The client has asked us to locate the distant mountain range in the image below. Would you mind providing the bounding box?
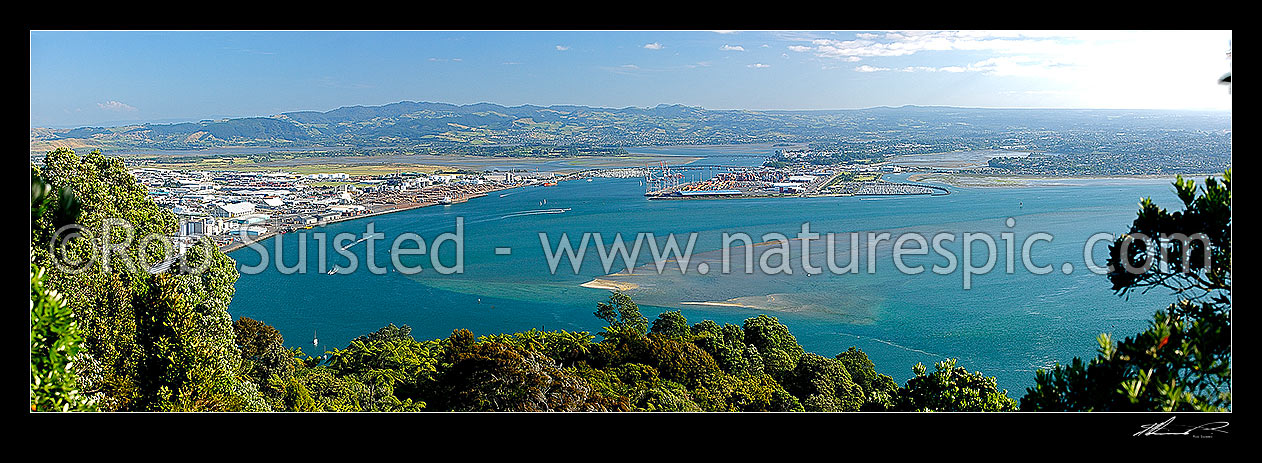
[29,101,1232,159]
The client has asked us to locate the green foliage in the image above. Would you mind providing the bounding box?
[233,317,297,410]
[650,310,691,341]
[894,359,1018,412]
[290,364,422,412]
[124,274,267,411]
[690,373,804,412]
[325,324,438,408]
[575,363,701,412]
[691,320,762,377]
[30,148,263,411]
[31,170,93,412]
[836,347,900,411]
[595,291,648,336]
[425,329,612,411]
[31,170,80,232]
[1023,170,1231,411]
[783,353,864,411]
[263,296,900,412]
[478,328,595,366]
[31,262,95,411]
[742,315,804,379]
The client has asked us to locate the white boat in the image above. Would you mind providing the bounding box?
[439,196,453,205]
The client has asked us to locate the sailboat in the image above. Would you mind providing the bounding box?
[313,330,319,348]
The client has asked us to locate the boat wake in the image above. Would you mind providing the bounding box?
[499,208,571,219]
[339,236,370,251]
[841,333,948,359]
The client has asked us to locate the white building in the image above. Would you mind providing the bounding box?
[212,202,256,218]
[330,204,366,213]
[306,173,350,181]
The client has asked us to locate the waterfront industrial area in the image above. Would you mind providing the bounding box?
[132,167,560,252]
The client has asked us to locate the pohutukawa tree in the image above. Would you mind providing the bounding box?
[1023,169,1231,411]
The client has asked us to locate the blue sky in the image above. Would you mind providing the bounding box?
[30,30,1232,128]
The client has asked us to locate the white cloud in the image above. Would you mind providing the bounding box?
[720,44,745,52]
[555,45,570,51]
[898,65,968,73]
[97,100,137,112]
[800,31,1072,60]
[854,65,889,72]
[747,63,770,69]
[644,42,664,50]
[785,30,1232,110]
[713,30,739,34]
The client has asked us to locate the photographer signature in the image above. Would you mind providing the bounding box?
[1135,416,1229,437]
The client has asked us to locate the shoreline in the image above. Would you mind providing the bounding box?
[220,183,527,254]
[219,202,434,253]
[907,172,1223,187]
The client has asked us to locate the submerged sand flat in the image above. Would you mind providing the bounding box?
[680,300,758,309]
[580,278,641,291]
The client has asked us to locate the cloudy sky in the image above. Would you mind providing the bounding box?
[29,30,1232,128]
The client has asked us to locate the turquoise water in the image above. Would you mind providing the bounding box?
[227,151,1185,394]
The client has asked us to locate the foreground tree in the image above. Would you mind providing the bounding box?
[893,359,1018,412]
[31,171,93,411]
[1022,170,1231,411]
[30,148,264,410]
[595,291,649,336]
[31,262,95,411]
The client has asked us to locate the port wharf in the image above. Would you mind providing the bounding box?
[644,167,950,200]
[218,185,516,253]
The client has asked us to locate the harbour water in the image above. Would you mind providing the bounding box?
[228,148,1186,394]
